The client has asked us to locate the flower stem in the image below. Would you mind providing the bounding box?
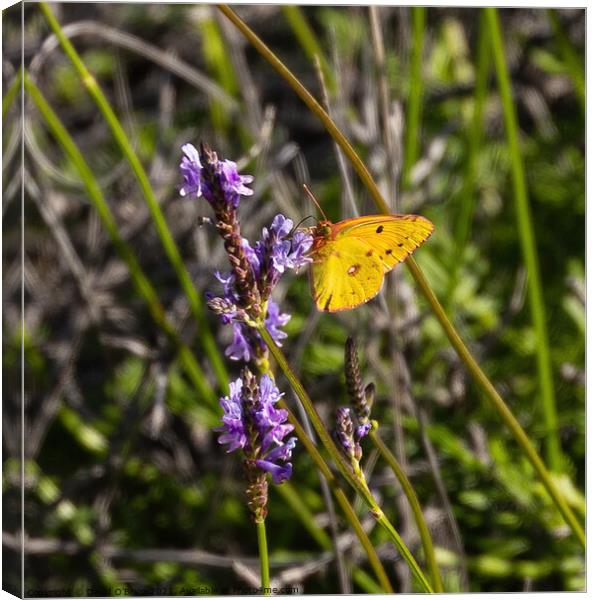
[370,429,443,592]
[218,4,585,549]
[257,326,433,593]
[255,519,270,594]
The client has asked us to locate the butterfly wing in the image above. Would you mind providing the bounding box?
[310,214,433,312]
[335,215,433,273]
[310,236,386,312]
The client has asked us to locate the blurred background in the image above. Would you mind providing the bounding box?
[3,3,585,594]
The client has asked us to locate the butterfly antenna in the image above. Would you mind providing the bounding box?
[303,184,328,221]
[294,215,318,230]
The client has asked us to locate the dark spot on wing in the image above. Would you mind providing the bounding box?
[397,242,404,247]
[347,264,361,276]
[386,249,392,255]
[376,225,384,233]
[366,249,374,257]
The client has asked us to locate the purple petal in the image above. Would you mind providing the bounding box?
[265,437,297,462]
[225,323,253,362]
[256,459,292,484]
[356,422,372,440]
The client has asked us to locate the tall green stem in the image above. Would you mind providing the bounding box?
[24,72,216,408]
[258,326,433,593]
[258,370,394,592]
[217,4,584,548]
[256,520,270,593]
[403,7,426,188]
[39,2,229,389]
[445,12,490,311]
[370,430,443,592]
[485,7,561,473]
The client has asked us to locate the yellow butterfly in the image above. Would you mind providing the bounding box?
[303,190,434,312]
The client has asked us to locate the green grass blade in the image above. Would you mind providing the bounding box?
[3,67,22,120]
[403,7,426,189]
[24,71,216,410]
[39,2,229,389]
[445,11,490,310]
[485,7,562,473]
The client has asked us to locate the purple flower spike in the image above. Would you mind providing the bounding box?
[334,407,364,464]
[180,143,253,210]
[216,371,296,485]
[181,144,314,366]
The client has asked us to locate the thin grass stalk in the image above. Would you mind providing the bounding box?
[256,520,270,593]
[547,9,585,111]
[216,4,585,549]
[282,6,337,94]
[485,7,562,473]
[370,429,443,592]
[258,326,433,593]
[3,67,22,120]
[24,72,216,408]
[39,2,229,389]
[445,12,490,311]
[263,375,394,593]
[403,7,426,189]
